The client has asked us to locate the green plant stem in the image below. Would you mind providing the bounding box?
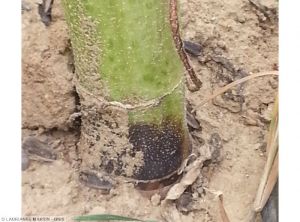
[63,0,190,182]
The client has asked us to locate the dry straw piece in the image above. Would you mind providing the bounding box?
[192,71,279,112]
[253,95,278,212]
[204,188,231,222]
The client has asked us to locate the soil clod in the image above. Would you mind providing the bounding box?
[248,0,278,23]
[176,192,194,213]
[183,40,202,57]
[211,56,236,74]
[208,133,223,164]
[79,170,114,192]
[38,0,54,26]
[22,136,57,162]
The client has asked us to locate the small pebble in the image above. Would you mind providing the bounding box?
[253,143,261,150]
[202,166,209,173]
[236,15,246,23]
[150,194,161,206]
[217,41,227,50]
[192,192,199,199]
[197,187,204,195]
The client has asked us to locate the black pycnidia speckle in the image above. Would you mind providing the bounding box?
[129,122,187,180]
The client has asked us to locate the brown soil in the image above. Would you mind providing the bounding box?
[22,0,278,221]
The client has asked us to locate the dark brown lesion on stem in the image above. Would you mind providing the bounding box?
[129,119,188,181]
[169,0,202,91]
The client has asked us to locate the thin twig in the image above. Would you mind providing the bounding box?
[169,0,202,91]
[192,71,278,112]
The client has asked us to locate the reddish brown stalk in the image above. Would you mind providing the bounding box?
[169,0,202,91]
